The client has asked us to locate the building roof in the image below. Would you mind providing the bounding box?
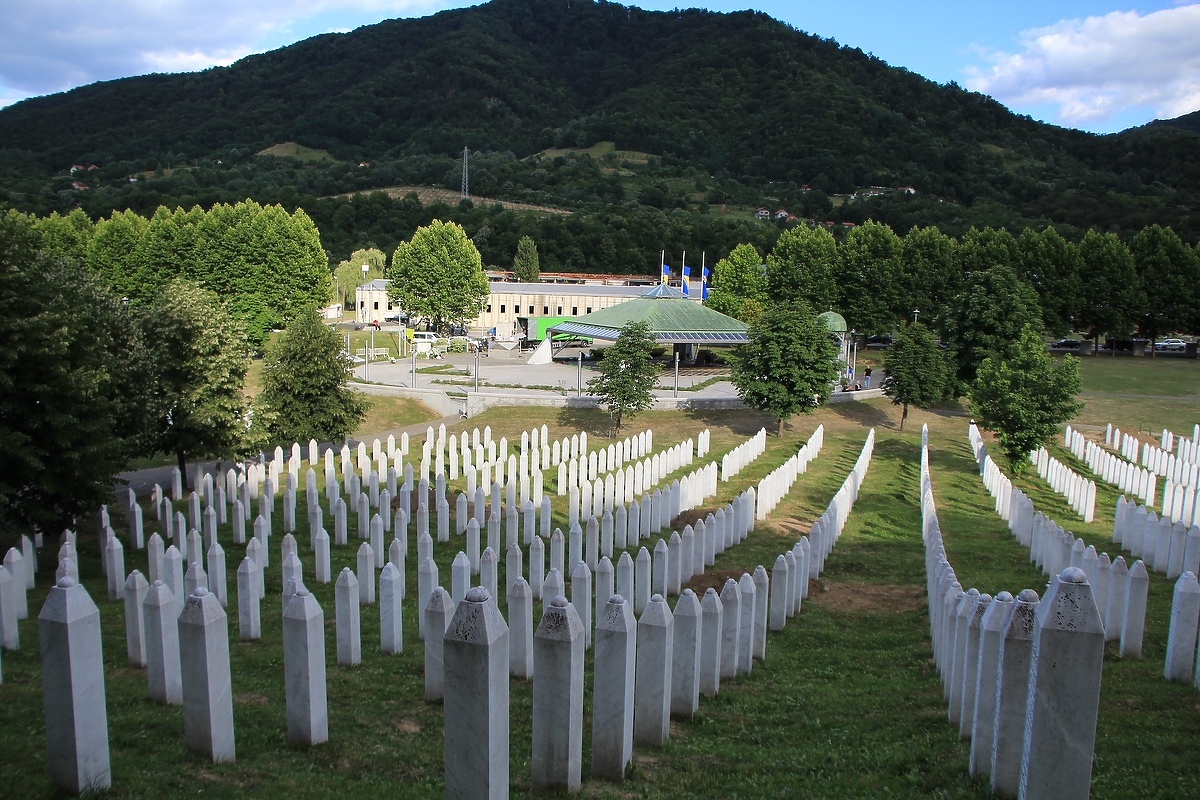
[488,282,649,298]
[550,284,749,345]
[818,310,847,333]
[358,278,391,290]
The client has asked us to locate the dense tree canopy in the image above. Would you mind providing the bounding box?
[837,220,902,334]
[387,220,490,332]
[586,321,659,435]
[730,300,840,435]
[971,326,1082,473]
[882,323,949,430]
[1077,230,1145,350]
[707,243,767,323]
[142,279,249,485]
[1130,225,1200,349]
[766,226,838,311]
[255,309,368,445]
[512,236,541,283]
[0,211,151,535]
[334,248,387,310]
[940,264,1042,388]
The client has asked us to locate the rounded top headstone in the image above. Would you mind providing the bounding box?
[651,593,664,603]
[295,587,310,597]
[1016,588,1040,603]
[152,579,165,588]
[192,587,209,598]
[550,595,569,608]
[1059,566,1088,583]
[56,576,76,589]
[608,594,625,605]
[465,586,490,603]
[995,590,1014,602]
[682,588,696,598]
[704,587,718,597]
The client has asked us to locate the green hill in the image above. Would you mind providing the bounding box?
[1,0,1198,241]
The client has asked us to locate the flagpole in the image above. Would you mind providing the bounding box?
[660,250,665,284]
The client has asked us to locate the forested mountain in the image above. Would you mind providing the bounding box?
[2,0,1199,254]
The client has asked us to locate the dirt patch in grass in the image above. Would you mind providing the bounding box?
[234,693,270,706]
[807,580,926,613]
[684,568,749,595]
[393,718,421,735]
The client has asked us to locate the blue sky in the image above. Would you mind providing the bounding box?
[1,1,1198,133]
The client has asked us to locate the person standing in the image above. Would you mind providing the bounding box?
[863,366,872,389]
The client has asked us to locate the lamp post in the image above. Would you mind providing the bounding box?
[913,309,920,325]
[474,353,480,393]
[577,351,583,397]
[366,327,373,382]
[850,329,857,384]
[674,351,680,398]
[410,350,416,389]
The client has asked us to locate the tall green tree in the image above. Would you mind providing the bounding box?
[956,227,1018,275]
[1,211,151,535]
[1130,225,1200,348]
[971,326,1082,474]
[586,320,659,435]
[730,300,840,435]
[707,243,767,322]
[898,225,958,330]
[255,309,368,445]
[1077,230,1145,354]
[142,279,249,486]
[940,264,1042,388]
[86,209,149,301]
[1016,227,1082,337]
[33,209,94,265]
[882,323,949,430]
[766,226,838,310]
[388,220,490,332]
[334,247,387,310]
[837,220,902,334]
[512,236,541,283]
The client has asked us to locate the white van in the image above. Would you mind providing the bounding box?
[411,331,438,343]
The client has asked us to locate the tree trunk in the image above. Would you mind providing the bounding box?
[177,449,189,492]
[776,416,785,436]
[900,403,908,431]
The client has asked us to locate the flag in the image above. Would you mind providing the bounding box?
[702,266,710,300]
[682,266,691,296]
[661,262,671,283]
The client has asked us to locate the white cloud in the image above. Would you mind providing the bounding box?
[966,5,1200,127]
[0,0,446,104]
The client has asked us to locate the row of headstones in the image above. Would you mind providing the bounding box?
[1138,436,1200,489]
[720,427,766,482]
[1029,446,1096,522]
[432,430,877,794]
[970,433,1151,657]
[1009,501,1150,655]
[35,577,234,794]
[1113,495,1200,580]
[967,423,1015,521]
[44,435,802,793]
[1068,425,1157,510]
[559,438,695,508]
[1103,423,1143,463]
[756,425,825,520]
[1161,424,1200,468]
[920,427,1105,800]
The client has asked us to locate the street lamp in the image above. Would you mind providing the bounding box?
[577,351,583,397]
[474,353,480,393]
[913,309,920,324]
[850,329,857,384]
[674,351,680,398]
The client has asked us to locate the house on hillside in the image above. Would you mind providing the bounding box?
[774,209,790,220]
[754,207,770,219]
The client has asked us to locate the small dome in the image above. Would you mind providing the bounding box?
[818,310,847,333]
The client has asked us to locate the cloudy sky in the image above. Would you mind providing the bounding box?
[1,0,1197,134]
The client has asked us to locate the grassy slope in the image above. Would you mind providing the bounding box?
[1,365,1198,797]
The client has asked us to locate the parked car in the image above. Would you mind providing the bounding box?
[1050,339,1081,350]
[1154,338,1187,352]
[866,334,893,347]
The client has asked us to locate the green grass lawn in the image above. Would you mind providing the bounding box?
[1,362,1199,797]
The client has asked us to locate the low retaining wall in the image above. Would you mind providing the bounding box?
[354,382,884,418]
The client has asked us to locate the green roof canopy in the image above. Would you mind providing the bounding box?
[818,310,848,333]
[549,285,750,345]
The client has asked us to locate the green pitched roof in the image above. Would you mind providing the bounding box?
[550,286,749,344]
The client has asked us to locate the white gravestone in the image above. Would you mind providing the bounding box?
[143,580,182,704]
[592,595,636,782]
[179,588,236,763]
[634,593,674,747]
[39,578,111,794]
[532,596,585,792]
[443,587,510,800]
[283,588,328,746]
[334,569,361,666]
[424,587,456,701]
[670,589,702,719]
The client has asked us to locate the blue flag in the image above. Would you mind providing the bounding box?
[682,266,691,296]
[702,266,710,300]
[661,262,671,283]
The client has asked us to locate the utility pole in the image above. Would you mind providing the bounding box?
[461,146,469,201]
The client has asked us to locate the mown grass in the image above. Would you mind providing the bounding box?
[2,364,1200,797]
